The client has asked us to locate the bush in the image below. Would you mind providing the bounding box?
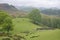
[2,37,10,40]
[0,11,13,36]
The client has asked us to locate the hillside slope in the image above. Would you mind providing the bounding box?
[12,18,60,40]
[12,18,40,33]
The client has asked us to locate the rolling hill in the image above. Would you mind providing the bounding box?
[12,18,60,40]
[0,3,28,17]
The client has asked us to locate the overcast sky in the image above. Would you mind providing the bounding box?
[0,0,60,8]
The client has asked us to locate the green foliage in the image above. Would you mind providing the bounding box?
[2,37,10,40]
[13,18,60,40]
[0,11,13,32]
[28,9,60,28]
[41,14,60,28]
[29,9,41,25]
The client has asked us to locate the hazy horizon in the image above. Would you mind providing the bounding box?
[0,0,60,8]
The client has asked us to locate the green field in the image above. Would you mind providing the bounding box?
[12,18,60,40]
[12,18,40,33]
[0,18,60,40]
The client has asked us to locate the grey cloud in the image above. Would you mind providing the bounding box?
[0,0,60,8]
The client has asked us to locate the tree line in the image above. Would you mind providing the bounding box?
[28,9,60,28]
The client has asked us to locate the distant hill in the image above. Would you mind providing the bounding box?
[41,8,60,16]
[0,3,18,14]
[1,3,60,17]
[16,6,60,16]
[0,3,28,17]
[15,6,35,12]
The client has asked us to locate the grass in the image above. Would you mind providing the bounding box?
[0,18,60,40]
[30,29,60,40]
[12,18,60,40]
[12,18,40,33]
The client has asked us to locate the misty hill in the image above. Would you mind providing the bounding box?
[16,6,60,16]
[15,6,35,12]
[0,3,28,17]
[0,3,20,14]
[41,8,60,16]
[0,3,60,16]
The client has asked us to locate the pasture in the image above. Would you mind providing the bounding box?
[12,18,60,40]
[0,18,60,40]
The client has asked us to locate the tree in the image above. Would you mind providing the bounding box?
[0,11,13,33]
[29,9,41,25]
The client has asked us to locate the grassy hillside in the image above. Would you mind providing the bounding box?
[12,18,60,40]
[12,18,40,33]
[0,18,60,40]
